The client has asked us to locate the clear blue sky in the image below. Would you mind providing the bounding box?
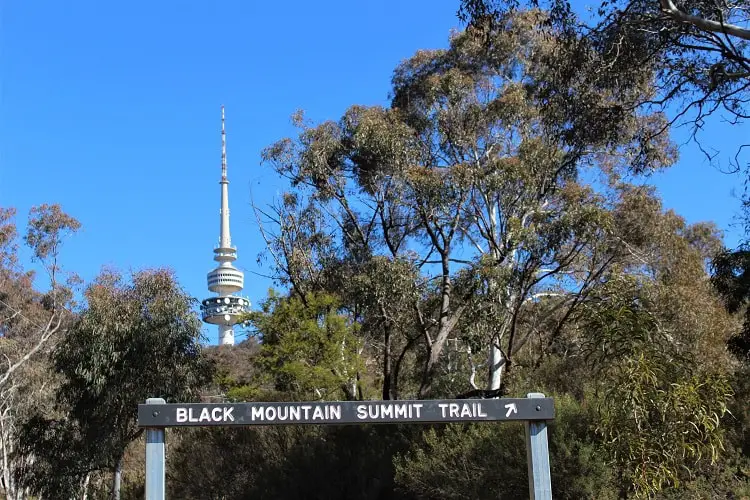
[1,0,746,343]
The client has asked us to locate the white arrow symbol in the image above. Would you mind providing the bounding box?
[504,403,518,417]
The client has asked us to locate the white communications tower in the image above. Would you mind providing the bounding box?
[200,106,250,345]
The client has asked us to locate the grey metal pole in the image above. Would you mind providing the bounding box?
[525,392,552,500]
[145,398,166,500]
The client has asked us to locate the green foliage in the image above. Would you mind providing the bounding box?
[395,423,529,499]
[20,268,214,498]
[598,355,732,496]
[261,11,678,404]
[4,5,750,498]
[582,276,734,497]
[458,0,749,148]
[0,204,82,499]
[169,425,415,500]
[55,269,213,419]
[204,340,262,402]
[225,384,262,402]
[395,395,617,499]
[547,396,618,499]
[25,203,81,262]
[249,291,364,400]
[713,248,750,360]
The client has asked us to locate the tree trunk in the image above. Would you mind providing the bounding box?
[417,308,467,399]
[486,245,516,394]
[488,343,505,392]
[382,324,392,400]
[111,454,123,500]
[0,404,16,500]
[81,473,91,500]
[418,348,441,399]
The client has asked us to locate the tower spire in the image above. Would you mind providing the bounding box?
[221,105,227,181]
[218,105,232,252]
[201,106,250,346]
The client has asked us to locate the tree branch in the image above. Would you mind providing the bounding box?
[660,0,750,41]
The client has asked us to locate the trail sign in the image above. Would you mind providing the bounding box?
[139,394,554,500]
[137,397,554,427]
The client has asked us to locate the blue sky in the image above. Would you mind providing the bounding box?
[1,0,746,343]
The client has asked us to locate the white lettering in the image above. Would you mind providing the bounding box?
[169,402,498,426]
[476,403,487,417]
[395,404,408,418]
[199,408,211,422]
[290,406,300,420]
[438,403,449,418]
[356,405,367,419]
[330,405,341,420]
[449,404,459,418]
[381,404,393,418]
[277,406,289,420]
[413,404,423,418]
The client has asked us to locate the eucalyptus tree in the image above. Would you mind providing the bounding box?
[0,204,80,389]
[577,212,737,497]
[0,205,80,500]
[260,12,674,400]
[459,0,750,152]
[394,196,741,498]
[21,268,213,500]
[457,0,750,370]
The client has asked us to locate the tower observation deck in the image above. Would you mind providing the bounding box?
[200,106,250,345]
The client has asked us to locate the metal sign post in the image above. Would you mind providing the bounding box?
[525,393,552,500]
[144,398,166,500]
[139,394,554,499]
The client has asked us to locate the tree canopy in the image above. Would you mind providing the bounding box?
[459,0,749,152]
[19,268,213,499]
[258,13,677,402]
[2,3,750,498]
